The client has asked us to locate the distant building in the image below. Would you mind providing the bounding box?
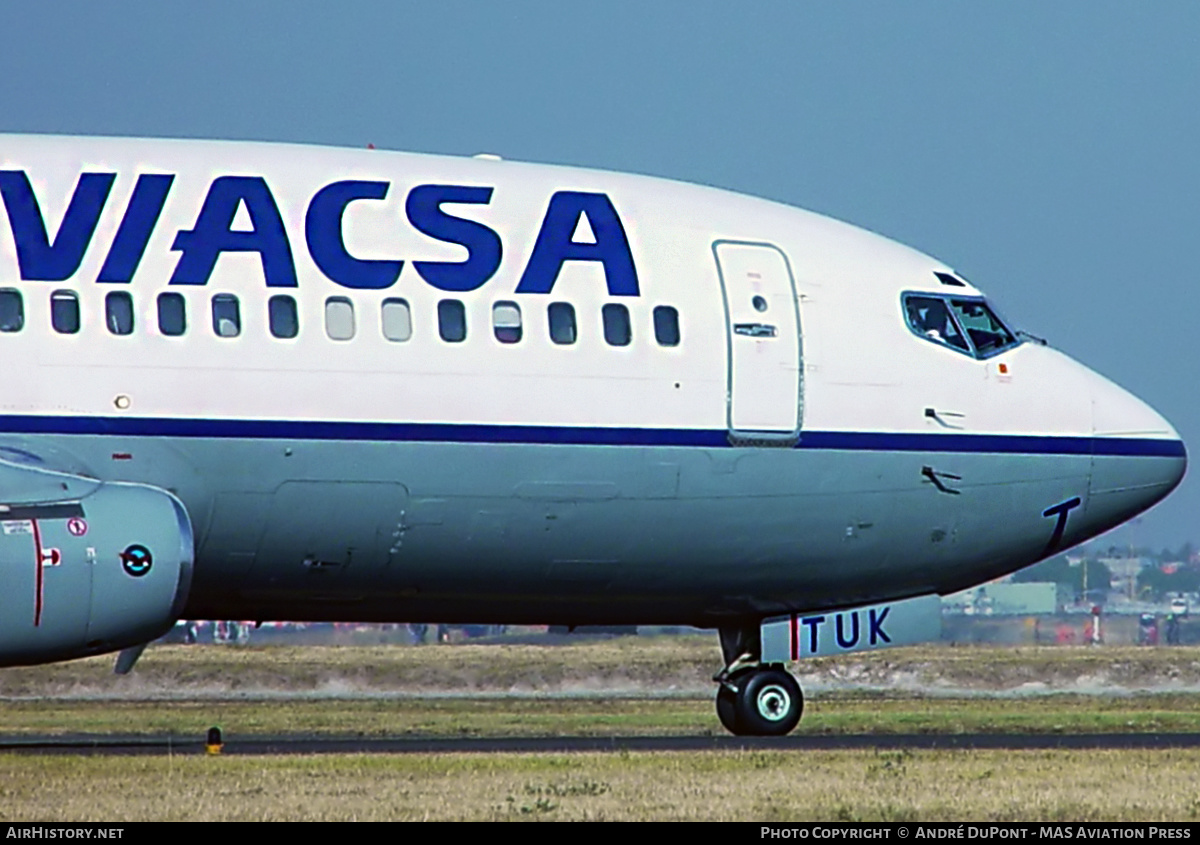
[943,582,1060,615]
[1096,556,1146,599]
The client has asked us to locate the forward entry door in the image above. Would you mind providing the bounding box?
[713,241,803,440]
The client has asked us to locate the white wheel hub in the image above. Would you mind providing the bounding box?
[755,684,792,721]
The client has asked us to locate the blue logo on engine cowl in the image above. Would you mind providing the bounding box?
[120,544,153,577]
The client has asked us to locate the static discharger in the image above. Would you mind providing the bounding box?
[206,726,223,755]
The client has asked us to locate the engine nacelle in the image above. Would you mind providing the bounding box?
[0,479,193,666]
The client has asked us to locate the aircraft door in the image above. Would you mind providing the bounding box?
[252,481,410,592]
[713,241,803,441]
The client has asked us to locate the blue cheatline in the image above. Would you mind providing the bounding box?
[0,414,1183,458]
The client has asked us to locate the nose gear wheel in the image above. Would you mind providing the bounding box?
[714,665,803,736]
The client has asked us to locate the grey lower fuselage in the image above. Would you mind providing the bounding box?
[11,428,1176,628]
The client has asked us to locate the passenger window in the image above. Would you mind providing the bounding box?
[0,289,24,332]
[105,291,134,336]
[493,301,522,344]
[904,295,969,353]
[548,302,576,345]
[949,299,1017,357]
[157,292,186,336]
[438,299,466,343]
[381,298,412,342]
[653,305,680,347]
[602,303,631,346]
[211,294,241,338]
[324,297,354,341]
[51,291,80,334]
[269,295,299,339]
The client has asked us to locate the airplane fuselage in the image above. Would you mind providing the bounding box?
[0,136,1183,645]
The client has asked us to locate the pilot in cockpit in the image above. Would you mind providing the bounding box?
[906,297,969,352]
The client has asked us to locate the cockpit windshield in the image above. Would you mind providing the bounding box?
[902,293,1020,359]
[905,296,970,353]
[949,299,1017,355]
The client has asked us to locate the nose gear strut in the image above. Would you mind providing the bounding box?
[713,623,804,736]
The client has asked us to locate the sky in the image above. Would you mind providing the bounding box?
[0,1,1197,549]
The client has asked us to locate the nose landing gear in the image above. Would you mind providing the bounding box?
[714,625,804,736]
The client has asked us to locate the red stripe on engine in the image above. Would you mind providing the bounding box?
[32,519,43,627]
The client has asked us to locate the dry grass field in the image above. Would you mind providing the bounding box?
[7,639,1200,699]
[6,694,1200,738]
[2,749,1198,822]
[4,639,1200,821]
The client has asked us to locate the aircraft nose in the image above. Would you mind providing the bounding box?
[1088,372,1186,532]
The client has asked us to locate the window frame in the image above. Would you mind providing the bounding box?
[601,302,632,347]
[948,297,1020,359]
[492,300,522,344]
[269,294,299,339]
[548,301,577,345]
[157,292,187,336]
[50,290,81,335]
[381,298,413,342]
[323,296,355,342]
[104,290,135,336]
[211,293,242,338]
[438,299,467,343]
[652,305,680,347]
[0,288,24,333]
[900,291,1021,360]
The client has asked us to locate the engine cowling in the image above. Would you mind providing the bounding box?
[0,478,193,666]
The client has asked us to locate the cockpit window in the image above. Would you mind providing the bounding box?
[949,299,1017,356]
[905,296,970,353]
[903,293,1020,359]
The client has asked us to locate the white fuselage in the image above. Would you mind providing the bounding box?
[0,135,1184,634]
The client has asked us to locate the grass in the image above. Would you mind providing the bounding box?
[0,638,721,697]
[5,641,1200,738]
[6,694,1200,738]
[5,641,1200,821]
[2,749,1199,821]
[6,640,1200,699]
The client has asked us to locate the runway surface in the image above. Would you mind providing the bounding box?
[4,732,1200,755]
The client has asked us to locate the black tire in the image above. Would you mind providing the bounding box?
[735,667,803,736]
[715,680,744,734]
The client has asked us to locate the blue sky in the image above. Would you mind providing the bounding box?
[1,1,1197,548]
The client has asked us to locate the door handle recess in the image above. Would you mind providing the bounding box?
[734,323,777,337]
